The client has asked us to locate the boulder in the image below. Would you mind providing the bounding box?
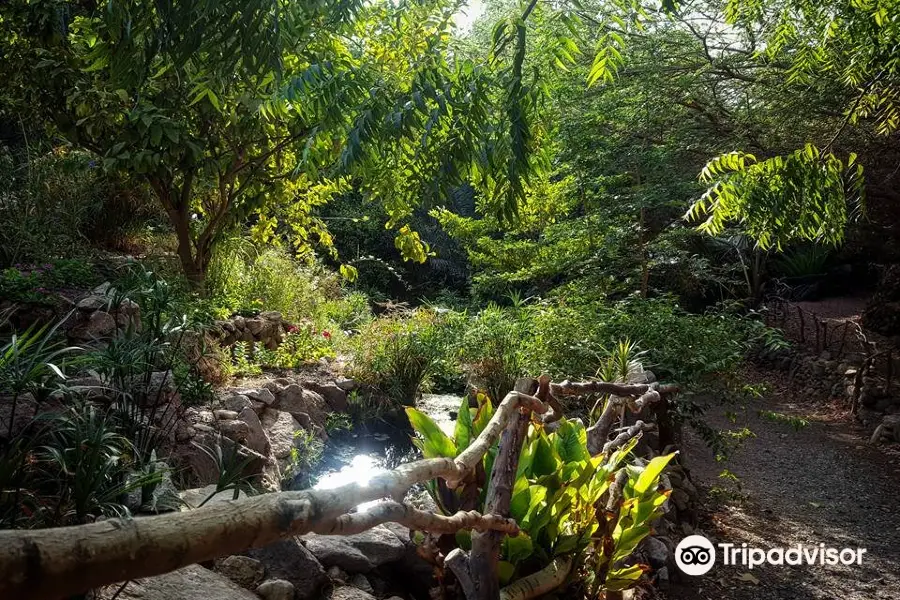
[215,410,240,421]
[260,409,303,460]
[303,526,406,573]
[76,295,108,311]
[246,318,266,336]
[239,407,270,456]
[97,565,258,600]
[216,555,265,589]
[69,310,116,341]
[225,394,254,412]
[219,419,250,443]
[243,539,328,600]
[329,587,377,600]
[246,388,277,407]
[304,381,348,412]
[256,579,295,600]
[277,384,328,427]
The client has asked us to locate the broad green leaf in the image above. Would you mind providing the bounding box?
[406,408,456,458]
[454,396,473,452]
[552,418,588,463]
[472,393,494,439]
[531,434,560,477]
[605,564,645,591]
[612,523,651,563]
[498,561,515,585]
[502,532,533,563]
[633,452,677,496]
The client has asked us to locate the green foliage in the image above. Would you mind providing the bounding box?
[773,245,831,278]
[687,146,864,250]
[407,402,674,593]
[282,429,325,489]
[0,259,97,304]
[758,410,809,431]
[459,303,529,403]
[324,412,353,436]
[349,311,450,405]
[207,240,342,323]
[194,442,258,507]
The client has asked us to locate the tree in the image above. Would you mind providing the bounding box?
[0,0,549,287]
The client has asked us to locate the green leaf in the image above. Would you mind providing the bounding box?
[406,408,456,458]
[552,418,588,463]
[633,453,676,496]
[454,396,473,452]
[472,393,494,439]
[605,564,645,591]
[498,561,516,585]
[531,434,560,478]
[502,532,533,563]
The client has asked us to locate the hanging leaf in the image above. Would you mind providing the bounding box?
[406,408,456,458]
[454,396,473,452]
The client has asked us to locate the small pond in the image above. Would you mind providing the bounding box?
[310,393,462,499]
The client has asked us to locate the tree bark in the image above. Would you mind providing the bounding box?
[469,378,543,600]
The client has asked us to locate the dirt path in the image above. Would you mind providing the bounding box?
[671,366,900,600]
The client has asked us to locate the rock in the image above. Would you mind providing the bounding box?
[217,555,264,589]
[261,409,303,459]
[304,381,348,412]
[329,587,377,600]
[219,419,250,442]
[256,579,295,600]
[303,526,406,573]
[215,409,240,421]
[225,394,253,412]
[277,384,328,427]
[349,574,374,594]
[243,539,328,600]
[260,311,283,322]
[670,488,691,511]
[246,318,265,336]
[233,316,246,330]
[179,485,248,509]
[638,536,670,569]
[246,388,277,406]
[327,565,350,584]
[335,378,357,392]
[69,310,117,340]
[240,407,270,456]
[97,564,258,600]
[92,282,112,295]
[77,295,108,311]
[656,566,670,590]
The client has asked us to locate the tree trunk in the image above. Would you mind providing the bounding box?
[149,174,208,290]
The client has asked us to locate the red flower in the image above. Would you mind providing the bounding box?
[322,330,332,339]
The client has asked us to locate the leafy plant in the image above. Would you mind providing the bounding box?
[407,397,674,593]
[282,429,325,490]
[349,312,448,406]
[194,442,259,507]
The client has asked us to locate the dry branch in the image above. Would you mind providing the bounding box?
[317,501,519,536]
[498,555,574,600]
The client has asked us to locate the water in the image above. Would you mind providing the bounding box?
[310,393,464,499]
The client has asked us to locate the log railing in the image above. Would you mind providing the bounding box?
[0,377,677,600]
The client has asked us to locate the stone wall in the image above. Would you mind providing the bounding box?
[207,311,289,351]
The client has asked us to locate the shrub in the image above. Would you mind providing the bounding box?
[207,239,341,322]
[459,303,530,403]
[349,310,450,406]
[0,259,98,304]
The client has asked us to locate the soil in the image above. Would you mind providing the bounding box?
[669,364,900,600]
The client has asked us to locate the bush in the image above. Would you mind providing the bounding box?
[207,238,342,322]
[458,303,530,403]
[0,259,98,304]
[349,310,451,406]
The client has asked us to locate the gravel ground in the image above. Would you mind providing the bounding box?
[669,365,900,600]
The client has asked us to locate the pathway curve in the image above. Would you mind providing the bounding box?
[671,365,900,600]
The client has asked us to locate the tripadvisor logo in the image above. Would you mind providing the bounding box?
[675,534,867,576]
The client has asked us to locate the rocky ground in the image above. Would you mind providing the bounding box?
[670,365,900,600]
